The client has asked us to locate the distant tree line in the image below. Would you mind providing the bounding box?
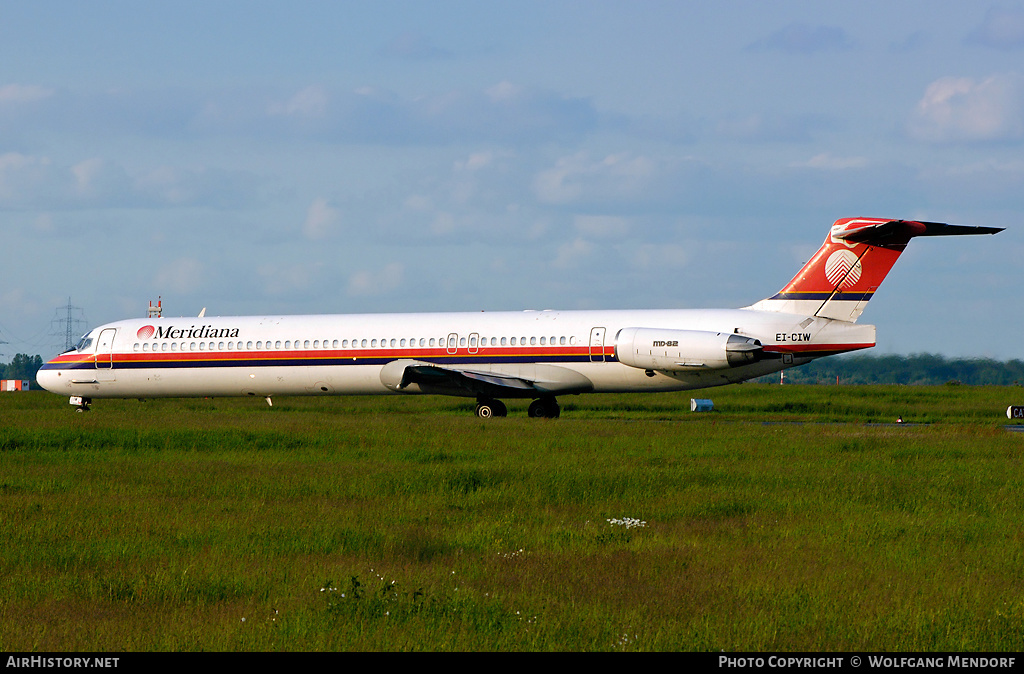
[1,352,1022,390]
[756,353,1024,386]
[0,354,44,386]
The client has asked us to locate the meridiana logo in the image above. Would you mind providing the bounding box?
[824,249,862,289]
[136,324,241,340]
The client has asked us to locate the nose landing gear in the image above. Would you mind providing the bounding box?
[70,396,92,412]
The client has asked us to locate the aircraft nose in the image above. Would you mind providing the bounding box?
[36,365,62,393]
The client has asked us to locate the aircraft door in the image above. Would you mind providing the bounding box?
[94,328,117,381]
[468,332,480,355]
[589,327,606,362]
[447,333,458,355]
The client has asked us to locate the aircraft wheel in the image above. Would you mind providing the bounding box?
[528,398,560,419]
[476,399,507,419]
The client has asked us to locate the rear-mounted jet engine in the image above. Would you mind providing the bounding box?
[615,328,763,371]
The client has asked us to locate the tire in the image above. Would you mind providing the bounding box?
[476,399,507,418]
[528,398,559,418]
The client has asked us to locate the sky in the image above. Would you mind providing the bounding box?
[0,1,1021,360]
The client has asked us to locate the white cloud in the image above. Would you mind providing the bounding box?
[71,158,133,200]
[154,257,205,295]
[0,84,54,105]
[268,85,329,118]
[303,197,341,240]
[792,153,869,170]
[454,151,496,172]
[574,214,629,238]
[965,8,1024,50]
[379,32,452,60]
[257,261,325,298]
[552,238,595,269]
[908,74,1024,142]
[0,153,55,204]
[747,23,855,54]
[0,152,259,210]
[631,243,690,271]
[486,81,524,102]
[347,262,404,297]
[533,152,657,205]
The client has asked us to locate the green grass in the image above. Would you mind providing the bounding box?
[1,385,1022,651]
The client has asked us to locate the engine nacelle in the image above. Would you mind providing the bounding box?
[615,328,762,371]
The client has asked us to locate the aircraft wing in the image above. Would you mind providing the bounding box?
[379,359,593,399]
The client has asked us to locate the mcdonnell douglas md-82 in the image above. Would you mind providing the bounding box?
[38,218,1002,417]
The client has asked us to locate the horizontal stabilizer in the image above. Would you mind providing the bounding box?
[831,219,1003,246]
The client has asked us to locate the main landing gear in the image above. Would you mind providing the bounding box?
[475,398,507,418]
[528,397,560,419]
[473,397,561,419]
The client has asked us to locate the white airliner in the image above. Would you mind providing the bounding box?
[38,218,1001,417]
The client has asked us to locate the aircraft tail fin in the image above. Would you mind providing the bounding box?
[746,218,1003,323]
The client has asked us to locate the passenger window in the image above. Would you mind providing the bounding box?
[501,337,507,346]
[133,343,140,352]
[389,338,395,347]
[313,340,319,348]
[540,337,546,345]
[162,343,168,352]
[219,342,225,350]
[198,342,205,351]
[171,343,178,352]
[419,338,426,347]
[305,340,311,348]
[459,337,466,347]
[274,341,281,349]
[333,340,339,348]
[510,337,516,346]
[531,337,537,345]
[429,338,436,347]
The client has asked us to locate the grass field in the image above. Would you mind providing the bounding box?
[1,385,1022,651]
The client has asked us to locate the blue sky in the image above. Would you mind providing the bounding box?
[0,1,1021,360]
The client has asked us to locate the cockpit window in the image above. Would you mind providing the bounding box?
[73,334,94,353]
